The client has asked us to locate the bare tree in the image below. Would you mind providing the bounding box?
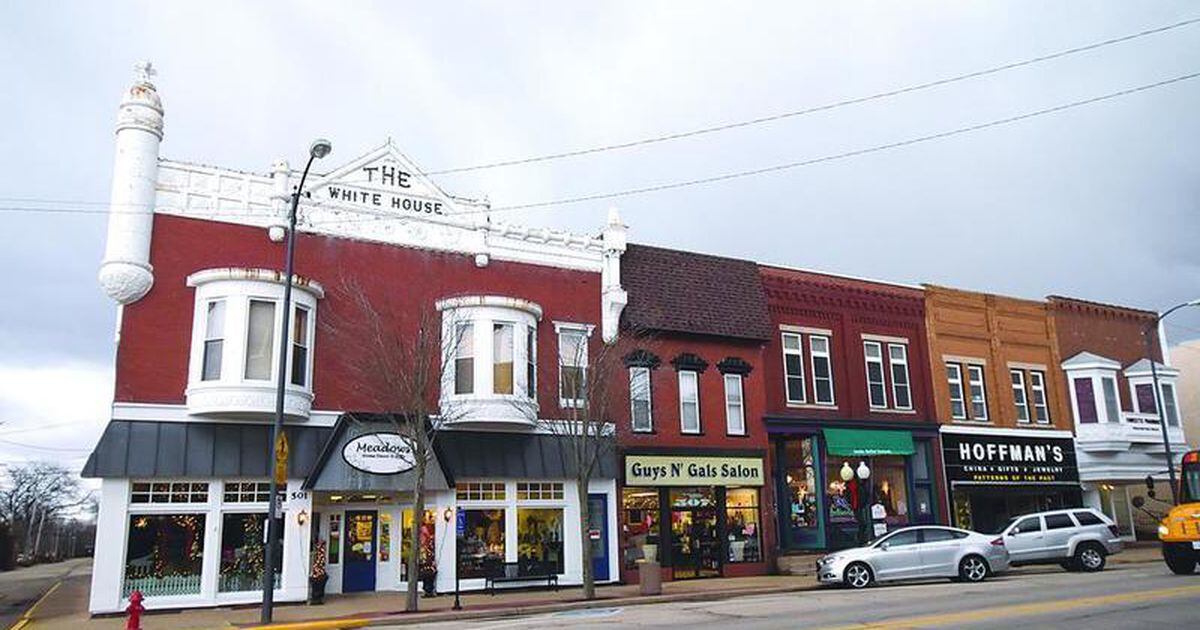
[0,462,91,564]
[513,326,650,600]
[323,278,464,612]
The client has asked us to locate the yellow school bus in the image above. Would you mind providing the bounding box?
[1159,450,1200,574]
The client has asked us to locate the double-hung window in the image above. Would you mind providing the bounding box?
[1029,371,1049,424]
[558,328,588,407]
[1011,369,1030,423]
[809,335,834,405]
[201,300,226,381]
[1161,382,1180,427]
[454,322,474,395]
[724,374,745,436]
[781,332,806,404]
[290,306,310,387]
[946,361,988,421]
[244,299,276,380]
[526,328,537,399]
[864,342,887,408]
[967,365,988,420]
[888,344,912,409]
[1101,377,1120,423]
[493,322,515,395]
[946,364,967,419]
[630,367,653,432]
[679,371,700,434]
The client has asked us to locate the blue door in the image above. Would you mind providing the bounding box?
[343,510,377,592]
[587,494,610,581]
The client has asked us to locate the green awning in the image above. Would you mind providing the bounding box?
[823,428,915,457]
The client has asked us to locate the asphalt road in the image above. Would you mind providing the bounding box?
[401,562,1200,629]
[0,558,90,629]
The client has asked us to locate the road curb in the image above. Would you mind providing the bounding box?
[7,580,63,630]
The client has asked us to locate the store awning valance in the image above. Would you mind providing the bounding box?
[823,428,914,457]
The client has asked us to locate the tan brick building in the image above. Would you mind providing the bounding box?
[924,286,1081,533]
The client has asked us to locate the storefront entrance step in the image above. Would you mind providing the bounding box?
[776,554,822,576]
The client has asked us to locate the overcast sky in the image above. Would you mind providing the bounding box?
[2,1,1199,472]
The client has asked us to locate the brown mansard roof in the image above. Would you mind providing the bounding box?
[621,243,772,341]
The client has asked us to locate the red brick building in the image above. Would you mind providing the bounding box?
[759,265,946,554]
[616,244,774,582]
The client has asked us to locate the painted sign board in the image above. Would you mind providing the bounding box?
[342,432,417,475]
[624,455,764,486]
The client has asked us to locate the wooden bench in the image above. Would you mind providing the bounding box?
[485,559,559,595]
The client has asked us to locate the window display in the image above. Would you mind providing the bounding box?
[783,438,820,546]
[458,509,506,579]
[124,514,205,597]
[725,488,761,563]
[218,513,282,592]
[517,508,564,573]
[869,457,910,529]
[400,510,436,580]
[622,489,660,570]
[670,488,719,579]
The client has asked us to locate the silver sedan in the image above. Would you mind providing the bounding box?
[817,525,1011,589]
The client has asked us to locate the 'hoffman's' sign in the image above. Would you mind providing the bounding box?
[942,431,1079,485]
[625,455,764,487]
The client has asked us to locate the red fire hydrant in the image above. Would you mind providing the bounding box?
[125,590,144,630]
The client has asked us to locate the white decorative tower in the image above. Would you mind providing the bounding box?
[99,61,163,305]
[600,206,628,343]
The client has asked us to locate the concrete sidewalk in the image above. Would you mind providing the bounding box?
[19,543,1166,630]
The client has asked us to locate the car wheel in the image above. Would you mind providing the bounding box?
[1075,543,1106,572]
[843,562,874,589]
[958,555,989,583]
[1163,542,1198,575]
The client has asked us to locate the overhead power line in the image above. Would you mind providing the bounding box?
[473,71,1200,213]
[422,16,1200,175]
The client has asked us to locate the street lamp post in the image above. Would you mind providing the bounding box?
[261,139,331,624]
[1146,299,1200,507]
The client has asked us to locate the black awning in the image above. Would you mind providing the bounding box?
[81,420,332,479]
[434,430,617,483]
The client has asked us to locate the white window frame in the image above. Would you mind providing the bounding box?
[1100,376,1120,424]
[1011,369,1030,424]
[888,343,912,410]
[809,334,835,405]
[556,323,592,409]
[863,341,887,409]
[453,321,475,395]
[289,305,311,387]
[201,299,226,382]
[679,370,701,434]
[967,364,988,421]
[1161,382,1180,427]
[781,332,807,404]
[724,374,746,436]
[629,366,653,433]
[946,363,966,419]
[1029,370,1050,424]
[243,298,278,382]
[492,321,517,395]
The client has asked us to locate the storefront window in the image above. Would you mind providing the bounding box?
[783,438,820,547]
[725,488,761,563]
[622,489,660,570]
[218,513,282,592]
[123,514,205,598]
[400,510,436,580]
[380,513,391,562]
[517,508,564,573]
[824,459,857,526]
[868,457,910,529]
[458,509,506,579]
[328,514,341,565]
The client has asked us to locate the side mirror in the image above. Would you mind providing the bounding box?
[1145,475,1156,492]
[1147,488,1157,499]
[879,542,890,551]
[1132,496,1146,508]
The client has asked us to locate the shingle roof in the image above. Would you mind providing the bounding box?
[622,243,772,341]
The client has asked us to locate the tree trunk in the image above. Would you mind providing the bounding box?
[32,508,47,559]
[405,457,426,612]
[577,476,595,600]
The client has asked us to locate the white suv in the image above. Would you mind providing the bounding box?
[999,508,1123,572]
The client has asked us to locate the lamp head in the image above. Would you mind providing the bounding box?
[840,461,854,482]
[310,138,333,160]
[856,461,871,480]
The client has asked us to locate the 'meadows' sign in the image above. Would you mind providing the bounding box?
[342,432,417,475]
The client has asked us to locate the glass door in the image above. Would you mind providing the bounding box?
[669,488,720,579]
[342,510,377,592]
[778,437,823,549]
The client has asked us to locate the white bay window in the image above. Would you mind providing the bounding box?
[185,269,322,419]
